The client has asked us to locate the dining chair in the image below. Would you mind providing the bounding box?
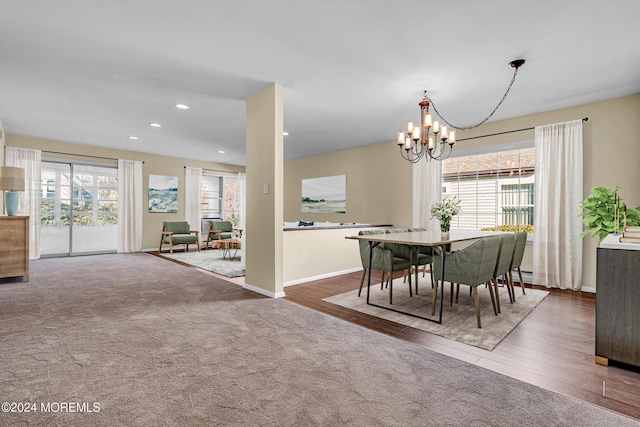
[433,236,501,328]
[357,230,413,304]
[409,227,435,287]
[386,228,431,294]
[510,232,528,295]
[492,233,516,313]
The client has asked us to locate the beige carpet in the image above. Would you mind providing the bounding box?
[323,276,548,350]
[1,254,636,426]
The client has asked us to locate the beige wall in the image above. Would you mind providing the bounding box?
[6,134,244,250]
[284,141,413,227]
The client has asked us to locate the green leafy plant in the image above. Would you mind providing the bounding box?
[230,211,240,229]
[579,186,640,244]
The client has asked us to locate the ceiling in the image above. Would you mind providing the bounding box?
[1,1,639,166]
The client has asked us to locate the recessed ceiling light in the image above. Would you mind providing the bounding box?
[283,132,289,136]
[175,104,190,110]
[149,123,162,127]
[218,150,225,154]
[128,136,139,140]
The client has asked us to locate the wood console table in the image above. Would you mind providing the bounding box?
[595,234,640,368]
[0,216,29,282]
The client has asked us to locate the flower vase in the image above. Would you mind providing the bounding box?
[440,222,450,240]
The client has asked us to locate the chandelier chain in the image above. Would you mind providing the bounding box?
[425,66,520,131]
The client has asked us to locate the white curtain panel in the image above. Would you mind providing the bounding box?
[238,173,246,230]
[533,119,583,290]
[184,167,202,240]
[412,159,442,230]
[117,159,143,253]
[238,172,246,269]
[5,147,41,259]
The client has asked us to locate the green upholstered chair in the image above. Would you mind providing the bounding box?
[510,232,528,295]
[386,228,432,294]
[357,230,413,304]
[409,227,436,288]
[205,220,240,249]
[433,236,501,328]
[492,234,516,313]
[159,221,200,254]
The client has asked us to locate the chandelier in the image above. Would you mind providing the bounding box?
[398,59,525,162]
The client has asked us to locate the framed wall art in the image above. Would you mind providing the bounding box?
[148,174,178,213]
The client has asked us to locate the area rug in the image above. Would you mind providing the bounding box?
[159,249,245,277]
[323,277,549,350]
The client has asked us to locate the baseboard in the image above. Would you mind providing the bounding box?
[243,282,286,299]
[519,270,596,293]
[284,267,363,287]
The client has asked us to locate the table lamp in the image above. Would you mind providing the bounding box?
[0,166,26,216]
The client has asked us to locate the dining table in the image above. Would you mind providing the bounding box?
[346,229,505,324]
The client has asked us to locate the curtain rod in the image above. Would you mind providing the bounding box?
[39,149,145,163]
[457,117,589,142]
[184,166,240,174]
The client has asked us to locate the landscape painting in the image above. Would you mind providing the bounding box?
[301,175,346,213]
[149,175,178,213]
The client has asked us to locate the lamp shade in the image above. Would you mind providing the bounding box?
[0,166,25,192]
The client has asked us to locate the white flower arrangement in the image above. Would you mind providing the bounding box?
[430,197,461,233]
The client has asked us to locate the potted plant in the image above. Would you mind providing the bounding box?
[579,186,640,244]
[230,211,241,239]
[430,197,461,238]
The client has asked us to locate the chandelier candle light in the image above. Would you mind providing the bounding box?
[398,59,525,163]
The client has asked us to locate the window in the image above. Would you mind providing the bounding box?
[201,175,238,220]
[442,145,535,234]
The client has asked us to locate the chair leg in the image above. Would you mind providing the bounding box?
[473,286,482,328]
[455,283,460,303]
[158,238,163,253]
[487,281,498,315]
[407,270,413,298]
[381,271,385,289]
[414,266,419,295]
[492,278,501,313]
[450,282,454,306]
[358,268,367,297]
[429,264,434,288]
[431,279,439,316]
[518,267,526,294]
[507,271,515,302]
[169,238,174,254]
[389,274,393,304]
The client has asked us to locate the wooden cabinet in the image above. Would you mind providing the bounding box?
[0,216,29,281]
[595,239,640,368]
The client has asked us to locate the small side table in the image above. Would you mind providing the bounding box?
[220,239,241,261]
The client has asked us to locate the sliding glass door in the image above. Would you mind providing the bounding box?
[40,161,118,256]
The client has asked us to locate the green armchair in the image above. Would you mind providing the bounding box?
[205,220,242,249]
[433,236,501,328]
[159,221,200,254]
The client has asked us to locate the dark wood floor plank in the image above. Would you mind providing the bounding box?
[284,270,640,421]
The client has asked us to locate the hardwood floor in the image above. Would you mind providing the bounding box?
[284,270,640,421]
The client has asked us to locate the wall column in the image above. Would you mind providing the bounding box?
[244,84,285,298]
